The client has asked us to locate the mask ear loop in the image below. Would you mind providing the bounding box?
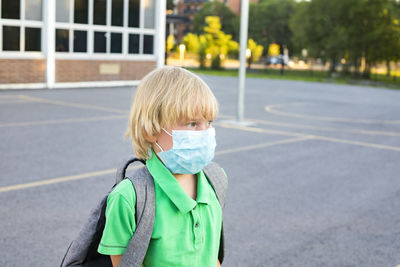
[162,128,173,137]
[155,128,173,152]
[154,142,164,152]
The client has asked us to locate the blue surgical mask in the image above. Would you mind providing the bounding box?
[155,127,216,174]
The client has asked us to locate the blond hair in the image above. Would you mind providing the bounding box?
[126,66,218,159]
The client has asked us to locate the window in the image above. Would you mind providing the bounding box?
[25,27,41,51]
[74,30,87,52]
[93,0,107,25]
[143,0,154,29]
[129,0,140,28]
[94,31,107,53]
[129,34,139,54]
[111,33,122,53]
[0,0,44,53]
[143,35,153,54]
[53,0,155,56]
[1,0,20,19]
[3,26,20,51]
[0,0,156,57]
[56,0,71,23]
[74,0,88,24]
[56,29,69,52]
[112,0,124,26]
[25,0,42,21]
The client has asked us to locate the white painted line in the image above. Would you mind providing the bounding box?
[215,136,313,156]
[0,115,127,128]
[217,114,400,137]
[0,164,145,193]
[215,122,310,138]
[19,95,128,114]
[0,137,311,193]
[0,100,37,104]
[250,117,400,137]
[0,114,232,129]
[265,103,400,124]
[0,95,22,99]
[0,168,117,193]
[1,124,399,194]
[9,97,399,136]
[1,103,399,152]
[216,121,400,152]
[314,135,400,152]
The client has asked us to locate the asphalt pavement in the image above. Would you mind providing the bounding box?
[1,76,400,266]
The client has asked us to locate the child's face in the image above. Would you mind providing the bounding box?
[153,116,213,153]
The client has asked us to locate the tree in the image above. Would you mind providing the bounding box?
[166,34,175,54]
[203,16,237,69]
[288,1,310,58]
[182,33,199,53]
[182,16,239,69]
[167,0,174,10]
[268,43,280,56]
[247,39,264,70]
[249,0,295,56]
[290,0,400,77]
[290,0,353,73]
[192,2,237,40]
[361,0,400,77]
[182,33,207,68]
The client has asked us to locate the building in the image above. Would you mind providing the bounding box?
[0,0,166,89]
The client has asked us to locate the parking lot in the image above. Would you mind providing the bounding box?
[1,75,400,266]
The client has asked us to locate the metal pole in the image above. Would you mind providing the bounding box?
[237,0,249,122]
[156,0,166,68]
[44,0,55,89]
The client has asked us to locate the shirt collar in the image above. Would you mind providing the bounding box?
[146,149,197,214]
[196,170,213,205]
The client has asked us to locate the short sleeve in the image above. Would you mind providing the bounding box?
[98,179,136,255]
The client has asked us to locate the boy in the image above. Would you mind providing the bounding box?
[98,66,226,267]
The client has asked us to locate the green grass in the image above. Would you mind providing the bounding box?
[186,67,400,90]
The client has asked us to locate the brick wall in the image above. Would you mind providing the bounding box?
[0,59,156,85]
[55,60,157,83]
[0,59,45,84]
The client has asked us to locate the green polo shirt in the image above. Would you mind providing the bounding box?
[98,150,223,266]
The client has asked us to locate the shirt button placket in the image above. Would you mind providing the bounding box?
[192,207,202,249]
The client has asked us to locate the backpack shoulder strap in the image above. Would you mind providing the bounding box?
[115,157,146,184]
[119,165,155,267]
[203,161,228,208]
[203,161,228,264]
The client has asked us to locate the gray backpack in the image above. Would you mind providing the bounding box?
[60,157,227,267]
